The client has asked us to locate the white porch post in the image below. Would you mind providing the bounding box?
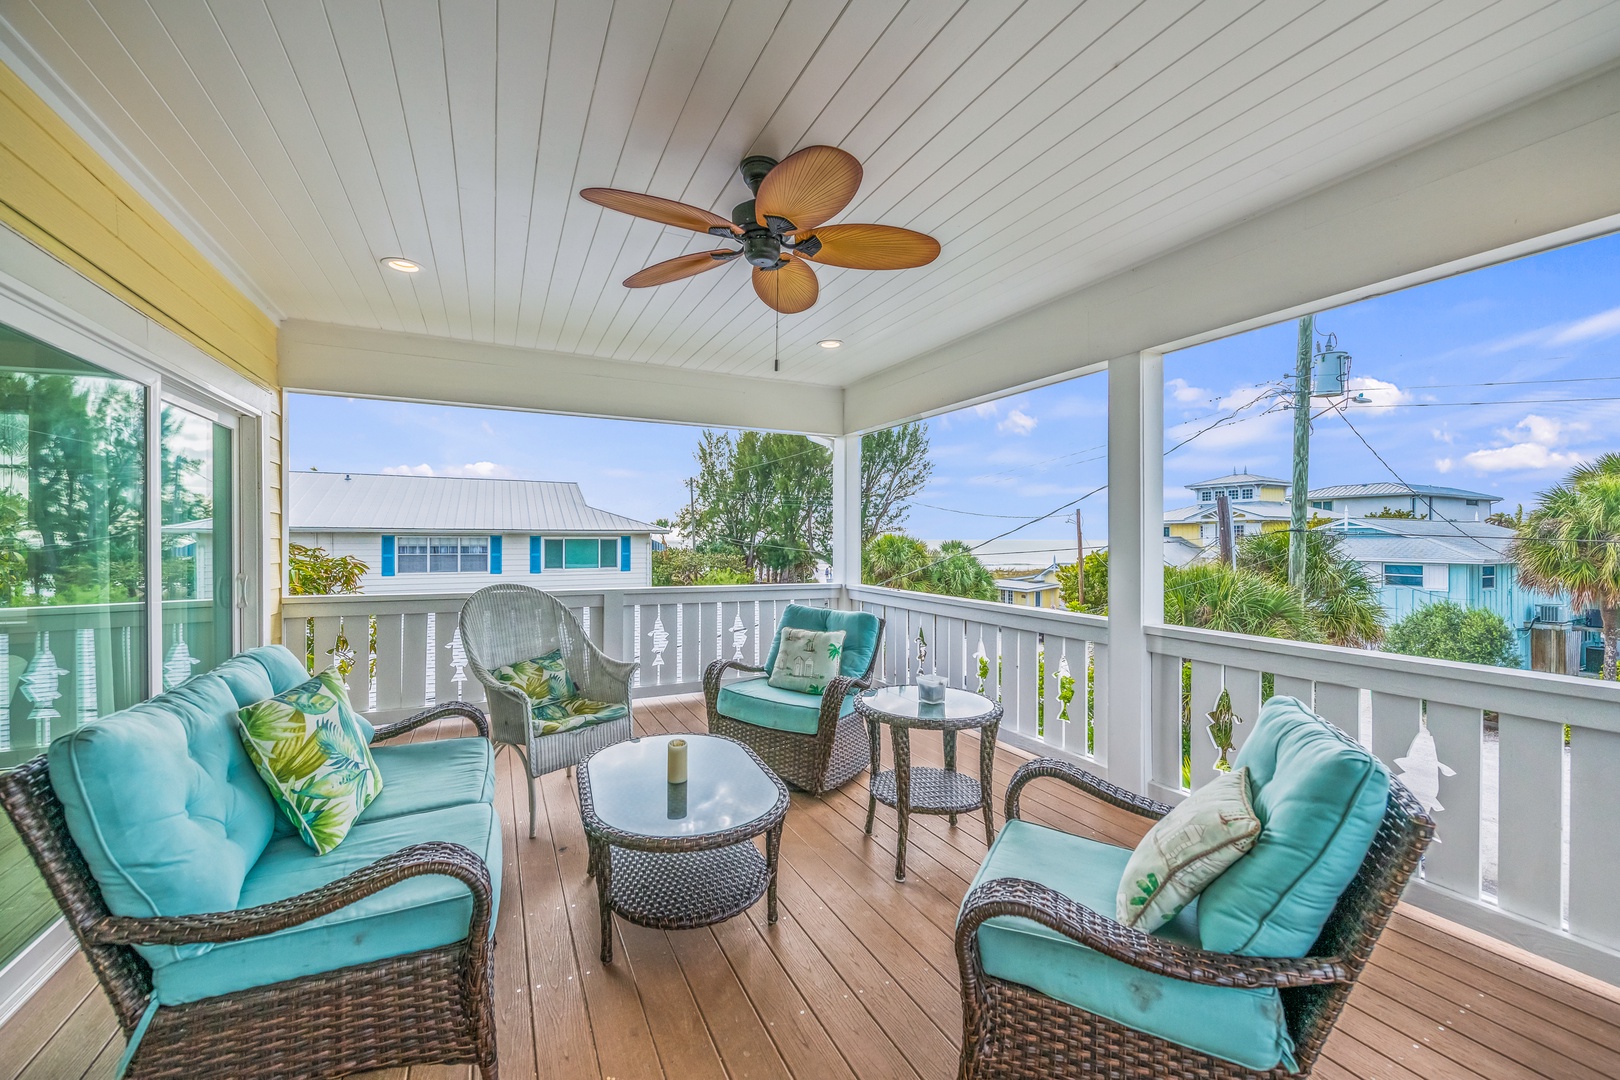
[831,434,862,595]
[1105,350,1164,794]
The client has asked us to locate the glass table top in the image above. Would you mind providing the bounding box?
[584,734,783,839]
[859,685,997,723]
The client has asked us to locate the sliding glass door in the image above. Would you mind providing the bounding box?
[160,403,234,688]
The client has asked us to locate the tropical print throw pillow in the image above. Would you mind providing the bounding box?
[767,628,846,695]
[493,649,575,709]
[1116,766,1261,932]
[236,669,384,855]
[530,696,630,737]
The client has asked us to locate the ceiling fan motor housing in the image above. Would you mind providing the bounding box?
[731,199,785,267]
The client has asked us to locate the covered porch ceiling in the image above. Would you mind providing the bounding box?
[3,1,1620,432]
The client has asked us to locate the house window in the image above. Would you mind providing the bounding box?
[1227,488,1239,498]
[1163,526,1170,537]
[544,537,622,570]
[1240,487,1254,500]
[1200,490,1213,502]
[401,537,488,573]
[1000,589,1014,604]
[1384,564,1424,586]
[1235,524,1246,537]
[1482,565,1497,589]
[1466,499,1480,506]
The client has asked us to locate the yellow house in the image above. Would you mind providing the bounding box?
[1164,473,1292,549]
[996,563,1065,609]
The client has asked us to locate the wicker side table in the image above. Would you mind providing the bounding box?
[855,686,1002,881]
[578,733,789,963]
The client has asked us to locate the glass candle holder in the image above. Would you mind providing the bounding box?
[917,674,947,703]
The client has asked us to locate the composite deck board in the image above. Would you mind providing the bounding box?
[3,692,1618,1080]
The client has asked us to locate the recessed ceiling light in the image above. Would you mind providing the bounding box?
[381,257,421,273]
[818,339,842,349]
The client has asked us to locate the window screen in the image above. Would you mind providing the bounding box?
[398,538,429,573]
[1482,565,1497,589]
[430,537,461,572]
[460,536,489,573]
[544,538,563,568]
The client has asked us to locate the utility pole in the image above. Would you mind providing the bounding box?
[1215,492,1236,569]
[1073,510,1084,608]
[1288,314,1313,587]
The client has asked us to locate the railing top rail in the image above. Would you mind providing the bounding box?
[280,581,841,617]
[846,584,1108,641]
[1149,622,1620,730]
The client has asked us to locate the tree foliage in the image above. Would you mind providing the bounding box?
[1056,550,1108,614]
[1509,453,1620,678]
[288,543,368,595]
[1236,528,1384,647]
[1163,563,1318,640]
[1364,508,1423,519]
[677,431,831,582]
[1385,601,1519,668]
[1486,504,1525,529]
[861,423,932,543]
[651,547,753,586]
[862,532,996,600]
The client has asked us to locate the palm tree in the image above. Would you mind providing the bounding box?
[1163,563,1318,641]
[1237,528,1385,647]
[863,532,931,589]
[1510,454,1620,679]
[927,540,997,601]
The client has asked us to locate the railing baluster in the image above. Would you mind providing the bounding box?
[1568,726,1620,951]
[1313,683,1359,736]
[1013,630,1038,740]
[1271,674,1312,706]
[400,613,428,713]
[310,616,341,677]
[373,613,404,713]
[1223,666,1262,756]
[1369,692,1421,770]
[1088,641,1107,764]
[1422,702,1483,898]
[1149,651,1183,794]
[1041,639,1063,746]
[1187,660,1223,786]
[1496,713,1563,926]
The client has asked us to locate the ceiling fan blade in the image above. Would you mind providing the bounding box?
[756,146,862,231]
[800,224,941,270]
[581,188,740,234]
[623,250,738,288]
[753,257,818,314]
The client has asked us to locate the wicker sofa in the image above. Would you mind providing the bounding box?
[0,645,500,1080]
[956,698,1433,1079]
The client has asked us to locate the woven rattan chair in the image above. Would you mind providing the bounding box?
[955,755,1434,1080]
[0,702,499,1080]
[459,584,635,837]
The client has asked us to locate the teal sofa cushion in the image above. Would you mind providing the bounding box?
[150,800,502,1005]
[47,673,278,967]
[762,605,879,682]
[717,675,856,735]
[1198,696,1390,958]
[966,819,1296,1072]
[362,738,496,822]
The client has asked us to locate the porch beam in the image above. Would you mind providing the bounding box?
[1103,350,1163,794]
[279,320,845,436]
[831,434,861,587]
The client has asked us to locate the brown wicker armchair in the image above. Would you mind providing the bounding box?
[956,757,1433,1080]
[0,701,500,1080]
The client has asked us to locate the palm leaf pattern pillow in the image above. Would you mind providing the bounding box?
[236,669,384,855]
[493,649,575,709]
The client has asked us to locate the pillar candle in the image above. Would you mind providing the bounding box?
[668,738,688,784]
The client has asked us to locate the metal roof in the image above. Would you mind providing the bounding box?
[1164,502,1292,523]
[1307,482,1499,502]
[1188,473,1289,488]
[290,472,658,534]
[1326,519,1514,565]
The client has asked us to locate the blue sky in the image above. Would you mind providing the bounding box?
[291,229,1620,548]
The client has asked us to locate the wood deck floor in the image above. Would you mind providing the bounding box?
[4,693,1620,1080]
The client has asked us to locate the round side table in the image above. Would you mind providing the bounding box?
[854,685,1002,881]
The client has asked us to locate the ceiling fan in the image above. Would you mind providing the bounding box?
[580,146,940,315]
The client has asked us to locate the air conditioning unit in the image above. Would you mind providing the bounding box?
[1534,603,1563,624]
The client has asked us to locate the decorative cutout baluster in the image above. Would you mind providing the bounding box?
[445,626,469,698]
[648,613,669,681]
[163,632,199,691]
[76,627,97,724]
[1394,725,1456,841]
[22,631,66,747]
[730,612,747,661]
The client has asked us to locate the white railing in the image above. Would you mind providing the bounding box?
[0,602,146,764]
[1148,623,1620,983]
[279,583,841,717]
[846,585,1108,765]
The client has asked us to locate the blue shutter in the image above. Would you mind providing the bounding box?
[489,535,502,574]
[530,536,542,573]
[620,535,631,571]
[381,535,396,576]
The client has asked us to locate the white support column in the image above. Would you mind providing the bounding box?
[1104,350,1164,795]
[831,434,862,595]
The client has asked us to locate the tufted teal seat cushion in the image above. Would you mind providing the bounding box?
[716,676,856,735]
[47,672,278,968]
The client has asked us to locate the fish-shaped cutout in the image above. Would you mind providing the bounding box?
[1393,726,1456,841]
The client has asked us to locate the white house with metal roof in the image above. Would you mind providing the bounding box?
[290,472,661,594]
[1308,482,1501,522]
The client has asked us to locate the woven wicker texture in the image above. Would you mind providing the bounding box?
[955,741,1434,1080]
[459,584,636,835]
[702,614,883,794]
[0,704,500,1080]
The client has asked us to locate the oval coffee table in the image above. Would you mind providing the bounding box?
[578,732,789,963]
[855,685,1002,881]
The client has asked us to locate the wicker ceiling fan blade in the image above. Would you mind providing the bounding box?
[623,250,738,288]
[581,188,740,234]
[800,224,940,270]
[756,146,862,231]
[753,257,818,314]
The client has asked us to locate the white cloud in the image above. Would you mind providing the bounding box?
[381,461,513,478]
[1460,414,1587,474]
[972,402,1000,418]
[1549,305,1620,345]
[1435,457,1453,473]
[1343,376,1410,413]
[1166,377,1209,404]
[383,463,436,476]
[997,409,1037,436]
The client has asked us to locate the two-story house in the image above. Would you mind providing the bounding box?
[1308,482,1500,521]
[1163,472,1293,550]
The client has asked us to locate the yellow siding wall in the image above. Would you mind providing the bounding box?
[1169,522,1202,540]
[1257,485,1287,501]
[0,60,283,636]
[1260,521,1289,533]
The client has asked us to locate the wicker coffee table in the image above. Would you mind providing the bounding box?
[856,685,1002,881]
[578,732,789,963]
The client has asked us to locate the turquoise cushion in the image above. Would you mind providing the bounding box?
[1199,696,1390,958]
[716,675,855,735]
[762,605,879,682]
[361,738,496,822]
[966,819,1296,1072]
[47,673,278,967]
[150,800,502,1005]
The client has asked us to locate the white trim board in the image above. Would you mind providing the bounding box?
[0,920,74,1030]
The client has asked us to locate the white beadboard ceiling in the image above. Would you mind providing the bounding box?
[4,0,1620,388]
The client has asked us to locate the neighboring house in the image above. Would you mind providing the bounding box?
[1308,482,1500,522]
[290,472,661,594]
[995,563,1065,609]
[1164,472,1292,545]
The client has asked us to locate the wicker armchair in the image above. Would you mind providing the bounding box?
[955,757,1434,1079]
[459,584,635,837]
[703,608,884,794]
[0,702,499,1080]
